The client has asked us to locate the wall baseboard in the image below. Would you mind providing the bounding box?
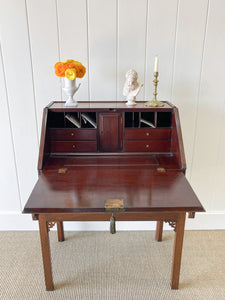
[0,212,224,231]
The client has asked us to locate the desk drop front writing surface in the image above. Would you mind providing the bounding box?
[23,101,205,291]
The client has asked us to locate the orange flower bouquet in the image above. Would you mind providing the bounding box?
[54,59,86,106]
[54,59,86,80]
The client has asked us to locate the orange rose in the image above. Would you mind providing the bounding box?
[65,63,76,70]
[74,64,86,78]
[54,62,67,77]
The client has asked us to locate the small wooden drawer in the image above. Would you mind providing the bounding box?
[49,129,97,141]
[124,128,171,140]
[124,140,171,152]
[51,141,97,153]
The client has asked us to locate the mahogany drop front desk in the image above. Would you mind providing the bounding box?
[23,101,204,290]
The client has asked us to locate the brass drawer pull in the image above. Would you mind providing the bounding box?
[71,133,74,136]
[72,145,76,149]
[146,132,150,136]
[146,144,150,148]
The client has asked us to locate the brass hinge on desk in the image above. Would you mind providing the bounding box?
[157,167,166,173]
[58,168,68,173]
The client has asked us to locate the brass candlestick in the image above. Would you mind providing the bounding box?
[145,72,164,107]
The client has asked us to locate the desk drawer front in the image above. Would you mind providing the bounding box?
[124,140,171,152]
[51,141,97,152]
[124,128,171,140]
[50,129,97,141]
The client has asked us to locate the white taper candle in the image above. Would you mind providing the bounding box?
[154,56,159,73]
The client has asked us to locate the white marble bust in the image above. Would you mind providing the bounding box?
[123,69,143,105]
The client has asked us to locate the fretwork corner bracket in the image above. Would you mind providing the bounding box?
[47,221,56,232]
[165,220,177,232]
[32,214,39,220]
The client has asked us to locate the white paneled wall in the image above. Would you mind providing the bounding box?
[88,0,117,100]
[0,46,21,212]
[172,0,209,180]
[118,0,147,101]
[26,0,61,133]
[145,0,178,101]
[191,0,225,212]
[57,0,89,101]
[0,0,224,230]
[0,0,39,212]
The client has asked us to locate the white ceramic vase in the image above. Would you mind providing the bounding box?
[63,77,80,107]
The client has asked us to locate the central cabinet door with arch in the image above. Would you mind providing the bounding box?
[98,112,123,152]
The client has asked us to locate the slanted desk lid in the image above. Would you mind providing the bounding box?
[23,167,204,214]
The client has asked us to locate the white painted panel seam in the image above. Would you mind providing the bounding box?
[143,0,149,100]
[25,0,40,142]
[170,0,180,101]
[0,44,22,211]
[86,0,90,101]
[116,8,120,98]
[144,0,150,100]
[116,0,118,101]
[55,0,62,99]
[55,0,61,60]
[206,0,225,209]
[189,0,210,181]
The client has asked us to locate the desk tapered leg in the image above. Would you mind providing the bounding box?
[57,221,64,242]
[39,215,54,291]
[171,213,186,289]
[155,221,163,241]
